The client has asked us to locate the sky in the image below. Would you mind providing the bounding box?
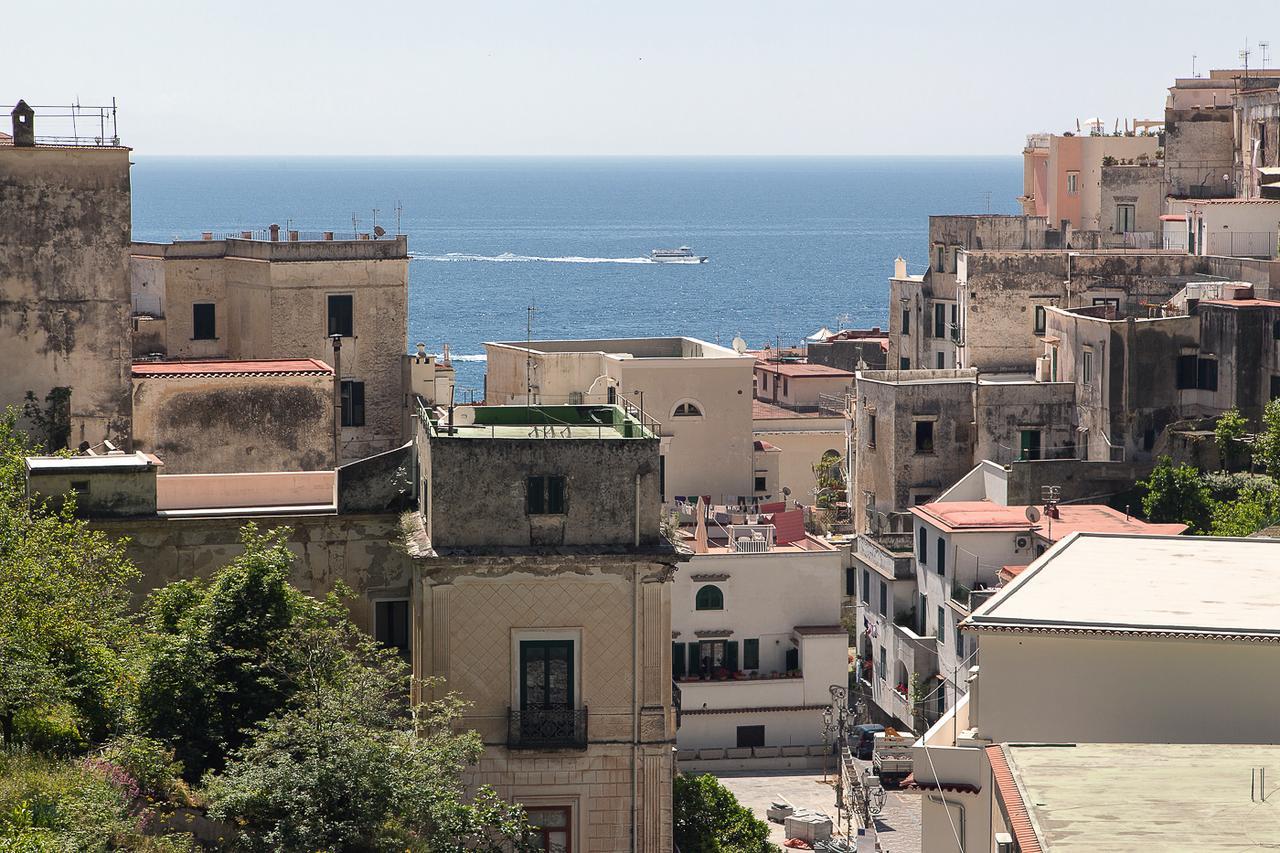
[8,0,1279,156]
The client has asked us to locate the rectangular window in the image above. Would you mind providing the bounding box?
[761,372,768,391]
[900,357,910,370]
[527,806,571,853]
[1177,354,1198,389]
[1034,305,1046,335]
[1271,376,1280,400]
[938,606,946,643]
[956,626,965,659]
[934,303,946,338]
[867,413,876,448]
[659,455,666,502]
[902,308,910,335]
[861,569,870,605]
[192,303,216,340]
[878,647,886,682]
[844,567,855,597]
[936,537,946,576]
[327,294,354,337]
[1067,171,1079,194]
[374,599,410,657]
[340,380,365,427]
[1115,203,1136,233]
[1051,346,1059,382]
[743,638,760,670]
[754,476,767,492]
[1198,357,1219,392]
[935,245,946,272]
[879,580,887,617]
[1082,349,1094,386]
[70,480,90,494]
[936,351,945,369]
[917,527,928,563]
[951,304,957,329]
[672,642,686,679]
[736,725,766,748]
[783,376,789,396]
[527,475,567,515]
[519,639,574,711]
[1019,429,1042,461]
[915,420,935,454]
[1273,320,1280,341]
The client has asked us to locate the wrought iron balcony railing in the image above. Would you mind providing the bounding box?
[507,707,588,750]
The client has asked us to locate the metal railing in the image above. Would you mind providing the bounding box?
[2,102,121,147]
[729,523,775,552]
[507,707,588,750]
[1202,231,1278,259]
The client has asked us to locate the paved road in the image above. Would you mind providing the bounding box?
[714,764,921,852]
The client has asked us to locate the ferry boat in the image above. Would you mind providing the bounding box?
[650,246,708,263]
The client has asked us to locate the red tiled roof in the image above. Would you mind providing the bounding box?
[752,399,821,419]
[899,772,981,795]
[755,361,856,378]
[753,439,781,452]
[132,358,333,378]
[912,501,1036,533]
[1198,298,1280,309]
[986,745,1043,853]
[1037,505,1187,541]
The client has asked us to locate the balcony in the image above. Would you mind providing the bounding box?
[506,707,588,750]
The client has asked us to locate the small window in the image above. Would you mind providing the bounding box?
[845,567,856,597]
[867,413,877,448]
[783,376,789,396]
[878,646,886,682]
[340,380,365,427]
[936,351,945,369]
[937,606,946,642]
[900,357,910,370]
[1067,171,1079,194]
[934,303,946,338]
[695,585,724,611]
[917,527,928,564]
[192,303,216,340]
[1271,376,1280,400]
[673,401,703,417]
[607,385,617,404]
[70,480,90,494]
[902,308,910,335]
[956,626,965,658]
[1082,349,1094,386]
[374,600,410,657]
[878,580,887,617]
[736,725,765,748]
[935,245,946,272]
[1033,305,1046,335]
[1115,203,1136,233]
[327,294,354,337]
[754,476,767,492]
[527,806,572,853]
[936,537,946,576]
[672,642,686,678]
[915,420,935,454]
[1176,354,1198,389]
[861,569,871,605]
[526,475,567,515]
[743,638,760,670]
[1198,357,1219,392]
[761,372,768,391]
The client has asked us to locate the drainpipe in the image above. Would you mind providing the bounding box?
[634,473,641,548]
[631,560,640,852]
[330,334,343,466]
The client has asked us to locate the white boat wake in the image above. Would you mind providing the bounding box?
[409,251,703,265]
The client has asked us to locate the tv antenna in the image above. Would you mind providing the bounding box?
[351,213,360,238]
[394,200,404,235]
[371,208,380,233]
[1192,54,1198,78]
[1262,42,1272,70]
[982,191,992,214]
[1239,41,1252,77]
[525,304,539,403]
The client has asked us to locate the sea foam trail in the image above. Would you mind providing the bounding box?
[410,251,701,265]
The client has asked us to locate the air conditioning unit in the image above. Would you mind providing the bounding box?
[995,833,1014,853]
[1014,534,1031,551]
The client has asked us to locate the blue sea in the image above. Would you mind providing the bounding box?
[130,157,1021,394]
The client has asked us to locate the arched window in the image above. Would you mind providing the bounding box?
[673,401,703,417]
[695,585,724,611]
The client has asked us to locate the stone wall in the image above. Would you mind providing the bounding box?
[1100,164,1164,238]
[973,380,1076,464]
[807,338,888,372]
[131,372,333,473]
[1164,107,1235,199]
[0,146,133,448]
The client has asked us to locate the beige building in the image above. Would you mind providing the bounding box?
[484,337,757,503]
[0,102,133,449]
[911,533,1280,852]
[1019,131,1160,235]
[131,359,335,474]
[752,400,847,506]
[130,235,409,462]
[407,403,685,852]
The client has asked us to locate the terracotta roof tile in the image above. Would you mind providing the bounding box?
[132,358,333,378]
[986,745,1043,853]
[755,361,856,378]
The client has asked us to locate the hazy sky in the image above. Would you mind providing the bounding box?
[9,0,1278,156]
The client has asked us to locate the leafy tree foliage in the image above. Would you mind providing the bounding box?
[1139,456,1213,533]
[1214,408,1250,471]
[1209,481,1280,537]
[673,773,778,853]
[1255,399,1280,479]
[0,409,139,746]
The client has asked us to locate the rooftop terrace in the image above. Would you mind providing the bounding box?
[486,336,743,360]
[423,403,656,440]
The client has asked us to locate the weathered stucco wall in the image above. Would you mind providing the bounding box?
[131,372,333,473]
[1164,107,1235,199]
[973,380,1076,463]
[426,428,662,549]
[1200,303,1280,423]
[0,146,133,448]
[1100,164,1164,238]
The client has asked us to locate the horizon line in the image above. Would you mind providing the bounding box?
[131,152,1023,159]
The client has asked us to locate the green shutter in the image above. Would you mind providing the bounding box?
[726,641,739,672]
[743,638,760,670]
[688,643,701,676]
[672,642,685,678]
[785,647,799,672]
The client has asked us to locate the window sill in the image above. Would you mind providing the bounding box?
[915,450,936,456]
[190,337,220,342]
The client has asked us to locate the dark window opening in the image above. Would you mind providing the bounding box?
[1271,376,1280,400]
[340,380,365,427]
[374,600,410,657]
[672,642,686,679]
[1198,357,1219,392]
[902,308,910,335]
[878,580,887,616]
[936,537,946,575]
[900,357,911,370]
[743,638,760,670]
[695,585,724,611]
[659,455,666,502]
[845,567,856,597]
[736,725,765,748]
[70,480,89,494]
[915,420,935,453]
[861,569,870,604]
[327,294,354,337]
[1033,305,1046,335]
[192,303,216,340]
[934,303,946,338]
[917,527,928,563]
[1273,320,1280,341]
[754,476,767,492]
[527,475,567,515]
[867,413,877,448]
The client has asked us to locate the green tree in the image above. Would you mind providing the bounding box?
[1139,456,1212,533]
[0,409,139,746]
[1214,408,1249,471]
[1209,481,1280,537]
[135,524,326,779]
[1255,399,1280,479]
[673,773,778,853]
[205,609,530,852]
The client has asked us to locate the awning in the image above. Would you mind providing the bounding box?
[806,327,833,341]
[1159,214,1187,221]
[1038,335,1061,344]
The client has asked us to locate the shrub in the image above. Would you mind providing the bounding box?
[673,773,778,853]
[100,735,182,799]
[12,705,87,757]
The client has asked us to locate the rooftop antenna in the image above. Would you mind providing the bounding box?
[982,191,992,214]
[1040,484,1062,540]
[525,304,538,405]
[1192,54,1198,78]
[1239,41,1252,78]
[371,207,380,232]
[394,200,403,236]
[1262,42,1272,70]
[351,213,360,239]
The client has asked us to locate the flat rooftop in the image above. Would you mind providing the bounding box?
[486,336,743,360]
[752,399,823,419]
[132,359,332,378]
[755,361,855,378]
[425,404,655,440]
[992,743,1280,852]
[913,502,1186,540]
[26,452,162,474]
[968,533,1280,640]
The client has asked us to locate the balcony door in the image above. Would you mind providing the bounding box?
[521,640,574,714]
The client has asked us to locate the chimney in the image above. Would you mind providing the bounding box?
[11,100,35,147]
[894,256,907,279]
[269,223,280,242]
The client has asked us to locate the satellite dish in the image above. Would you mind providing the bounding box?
[732,335,748,354]
[1025,506,1042,524]
[373,225,386,238]
[782,486,792,497]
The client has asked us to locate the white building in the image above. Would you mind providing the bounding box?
[671,515,846,758]
[1186,198,1280,258]
[484,337,756,503]
[913,533,1280,853]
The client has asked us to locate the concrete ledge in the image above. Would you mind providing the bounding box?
[676,749,698,761]
[781,746,809,757]
[753,746,781,758]
[678,753,827,773]
[726,747,752,759]
[808,745,829,757]
[699,748,726,760]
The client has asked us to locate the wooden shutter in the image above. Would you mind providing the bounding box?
[726,641,739,672]
[672,642,686,679]
[743,638,759,670]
